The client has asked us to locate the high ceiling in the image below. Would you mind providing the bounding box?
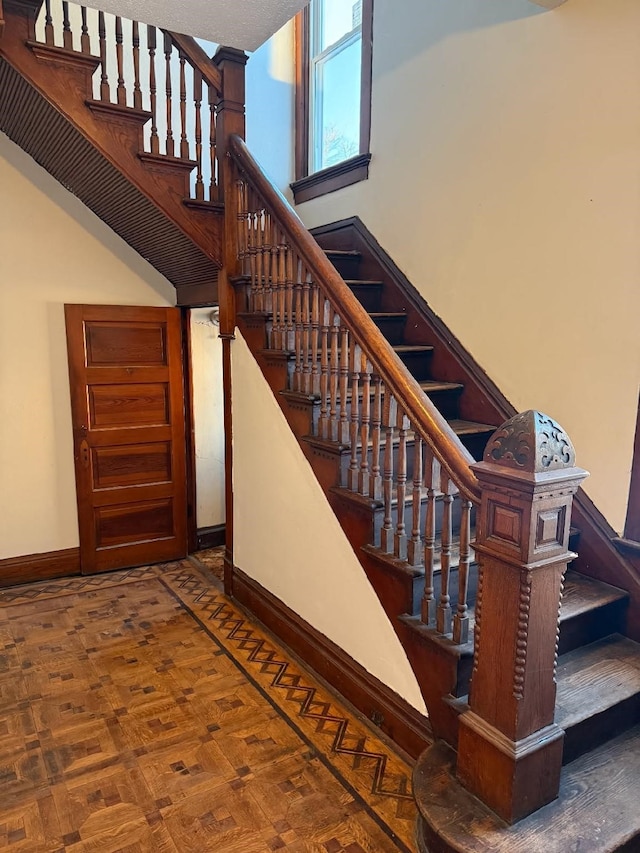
[88,0,310,52]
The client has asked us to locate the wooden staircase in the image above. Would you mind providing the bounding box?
[224,139,640,850]
[0,0,246,306]
[4,1,640,845]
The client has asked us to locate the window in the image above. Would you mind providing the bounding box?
[292,0,373,204]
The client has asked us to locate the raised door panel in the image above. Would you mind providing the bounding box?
[65,304,187,574]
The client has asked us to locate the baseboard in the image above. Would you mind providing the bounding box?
[196,524,226,550]
[0,547,81,587]
[232,566,432,760]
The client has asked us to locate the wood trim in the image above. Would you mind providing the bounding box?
[232,566,432,760]
[196,524,226,550]
[221,336,234,594]
[0,547,80,587]
[181,308,198,554]
[360,0,373,160]
[291,153,371,204]
[293,0,373,188]
[293,8,310,181]
[624,390,640,543]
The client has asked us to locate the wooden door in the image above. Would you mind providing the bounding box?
[65,304,188,574]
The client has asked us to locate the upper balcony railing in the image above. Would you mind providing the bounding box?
[35,0,223,201]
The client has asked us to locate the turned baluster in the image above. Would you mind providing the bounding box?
[310,283,321,394]
[337,326,350,444]
[285,242,295,351]
[318,298,331,439]
[348,344,361,490]
[328,315,340,441]
[193,69,204,199]
[262,213,274,316]
[44,0,54,45]
[208,85,217,200]
[437,472,455,635]
[147,26,159,153]
[115,16,126,106]
[358,354,372,496]
[61,1,72,50]
[370,375,383,500]
[163,32,174,156]
[394,407,410,560]
[131,21,142,110]
[292,258,304,391]
[453,498,473,644]
[273,227,287,352]
[246,193,258,311]
[420,451,438,626]
[80,7,90,54]
[269,223,282,349]
[407,434,424,566]
[380,395,396,553]
[179,50,189,159]
[253,201,265,312]
[98,12,110,101]
[303,272,315,393]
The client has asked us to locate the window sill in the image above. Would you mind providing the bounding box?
[291,153,371,205]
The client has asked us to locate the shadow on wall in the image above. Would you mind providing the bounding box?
[375,0,551,76]
[0,133,173,302]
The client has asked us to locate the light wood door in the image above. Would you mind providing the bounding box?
[65,304,188,574]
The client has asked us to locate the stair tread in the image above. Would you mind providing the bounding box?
[324,249,361,257]
[368,312,406,318]
[555,634,640,730]
[393,345,435,353]
[448,419,496,435]
[344,279,384,286]
[561,570,628,620]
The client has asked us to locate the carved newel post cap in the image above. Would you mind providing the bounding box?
[483,410,577,474]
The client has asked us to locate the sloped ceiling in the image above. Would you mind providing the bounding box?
[89,0,310,52]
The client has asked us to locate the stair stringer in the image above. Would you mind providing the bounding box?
[0,5,222,298]
[235,313,469,748]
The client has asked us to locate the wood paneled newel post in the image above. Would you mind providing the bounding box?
[456,411,587,823]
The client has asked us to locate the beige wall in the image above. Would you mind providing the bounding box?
[190,308,226,528]
[0,133,176,559]
[231,332,427,711]
[253,0,640,533]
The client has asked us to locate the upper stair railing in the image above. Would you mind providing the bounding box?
[33,0,223,201]
[227,132,481,646]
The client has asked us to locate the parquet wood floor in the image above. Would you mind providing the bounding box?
[0,549,418,852]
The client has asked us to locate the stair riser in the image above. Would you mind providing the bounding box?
[348,283,383,313]
[558,598,629,656]
[371,315,407,345]
[563,693,640,765]
[397,350,435,381]
[326,254,361,279]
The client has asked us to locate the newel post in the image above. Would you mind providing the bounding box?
[212,46,247,594]
[456,411,587,823]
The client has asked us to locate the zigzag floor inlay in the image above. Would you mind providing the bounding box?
[0,550,418,851]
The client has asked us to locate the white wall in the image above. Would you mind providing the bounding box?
[190,308,226,527]
[231,332,427,712]
[245,0,640,534]
[0,132,176,559]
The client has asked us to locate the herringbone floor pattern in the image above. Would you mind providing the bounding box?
[0,550,417,852]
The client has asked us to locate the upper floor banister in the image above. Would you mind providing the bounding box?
[31,0,225,201]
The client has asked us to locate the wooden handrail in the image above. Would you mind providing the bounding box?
[227,133,481,503]
[165,31,222,99]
